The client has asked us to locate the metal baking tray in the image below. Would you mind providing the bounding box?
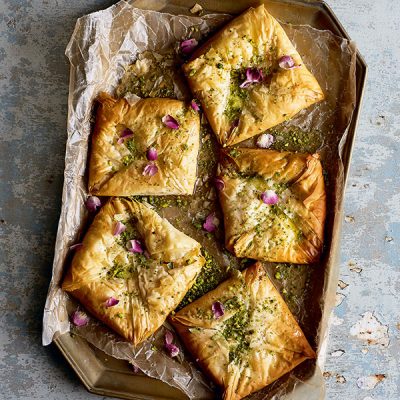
[54,1,367,399]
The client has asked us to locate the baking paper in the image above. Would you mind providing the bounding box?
[42,1,356,399]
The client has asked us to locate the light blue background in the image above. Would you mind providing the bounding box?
[0,1,398,399]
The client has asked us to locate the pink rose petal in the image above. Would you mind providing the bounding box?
[203,213,219,232]
[146,147,158,161]
[240,67,264,88]
[278,55,301,70]
[212,301,225,319]
[127,239,144,253]
[143,163,158,176]
[164,330,174,345]
[165,343,180,357]
[163,330,179,357]
[261,190,279,205]
[162,115,180,129]
[180,38,198,54]
[190,100,200,112]
[71,310,89,327]
[214,177,225,191]
[105,297,119,308]
[113,221,126,236]
[256,133,274,149]
[117,128,134,144]
[85,196,101,212]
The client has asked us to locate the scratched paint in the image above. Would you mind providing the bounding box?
[349,312,390,347]
[0,0,399,400]
[356,375,386,390]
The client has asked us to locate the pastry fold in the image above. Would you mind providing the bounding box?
[218,148,326,263]
[89,93,200,196]
[183,5,324,146]
[170,263,316,400]
[62,198,205,345]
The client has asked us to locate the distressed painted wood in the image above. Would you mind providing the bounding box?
[0,1,398,399]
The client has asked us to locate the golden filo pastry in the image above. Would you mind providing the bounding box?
[183,5,324,146]
[88,93,200,196]
[62,197,205,345]
[218,148,326,263]
[170,262,316,400]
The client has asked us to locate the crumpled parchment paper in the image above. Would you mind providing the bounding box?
[42,1,357,399]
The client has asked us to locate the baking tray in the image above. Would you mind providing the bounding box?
[53,0,367,399]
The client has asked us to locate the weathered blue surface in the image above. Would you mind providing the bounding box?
[321,1,400,399]
[0,1,398,399]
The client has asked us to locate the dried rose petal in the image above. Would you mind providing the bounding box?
[71,310,89,327]
[162,115,180,129]
[212,301,225,319]
[261,190,279,205]
[70,243,83,251]
[143,163,158,176]
[165,343,180,357]
[240,67,264,88]
[190,100,200,112]
[214,177,225,191]
[113,221,126,236]
[256,133,274,149]
[164,330,174,345]
[146,147,158,161]
[180,38,198,54]
[85,196,101,212]
[117,128,134,144]
[278,55,301,70]
[203,213,219,232]
[127,239,144,253]
[163,329,179,357]
[105,297,119,308]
